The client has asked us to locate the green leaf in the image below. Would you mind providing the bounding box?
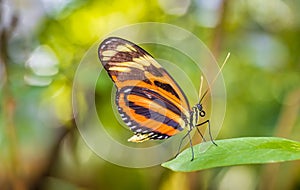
[162,137,300,172]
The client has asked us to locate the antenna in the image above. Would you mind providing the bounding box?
[199,52,230,103]
[198,76,204,101]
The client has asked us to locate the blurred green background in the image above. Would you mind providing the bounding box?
[1,0,300,189]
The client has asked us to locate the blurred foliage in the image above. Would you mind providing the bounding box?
[1,0,300,189]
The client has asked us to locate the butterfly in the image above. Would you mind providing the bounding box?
[98,37,217,160]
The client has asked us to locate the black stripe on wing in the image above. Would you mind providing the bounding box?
[123,86,183,118]
[116,86,185,133]
[116,93,171,140]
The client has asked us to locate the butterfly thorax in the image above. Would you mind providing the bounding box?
[189,103,206,130]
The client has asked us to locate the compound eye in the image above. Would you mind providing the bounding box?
[200,110,205,117]
[197,104,202,110]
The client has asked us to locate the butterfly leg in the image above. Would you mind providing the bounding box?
[196,120,218,146]
[175,131,190,158]
[195,126,207,142]
[188,132,195,161]
[175,129,195,161]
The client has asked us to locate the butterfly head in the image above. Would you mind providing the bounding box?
[196,103,206,117]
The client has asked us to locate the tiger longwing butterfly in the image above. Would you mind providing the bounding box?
[98,37,218,160]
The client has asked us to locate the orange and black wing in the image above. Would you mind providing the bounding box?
[98,37,190,142]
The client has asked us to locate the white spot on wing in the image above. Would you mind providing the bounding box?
[148,56,162,68]
[128,134,151,142]
[102,50,117,57]
[108,66,131,72]
[116,45,134,52]
[126,44,137,51]
[145,93,152,99]
[121,62,144,70]
[102,56,111,61]
[136,128,142,133]
[133,57,150,66]
[124,88,131,93]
